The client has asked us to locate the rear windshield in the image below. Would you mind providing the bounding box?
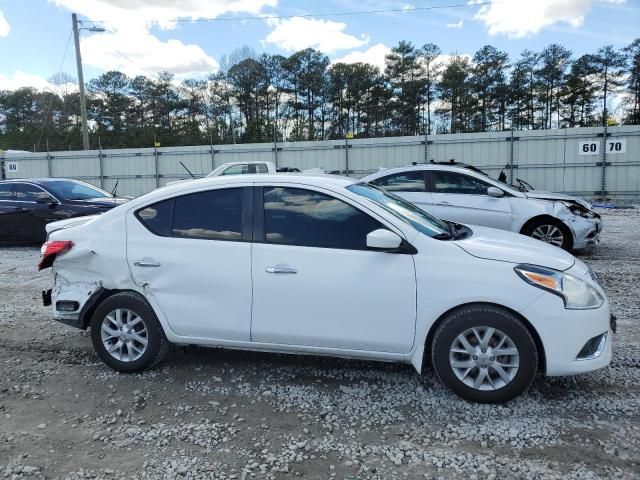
[44,181,112,201]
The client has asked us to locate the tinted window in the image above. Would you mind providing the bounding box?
[221,165,248,176]
[44,180,111,200]
[13,183,52,202]
[432,171,490,195]
[173,188,243,241]
[137,199,173,236]
[254,164,269,174]
[0,184,13,200]
[263,187,383,250]
[371,171,426,192]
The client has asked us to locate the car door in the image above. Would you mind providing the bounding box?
[368,170,432,210]
[426,170,512,230]
[0,183,19,241]
[250,185,417,353]
[126,186,253,340]
[13,183,65,242]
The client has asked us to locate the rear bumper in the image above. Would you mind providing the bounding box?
[43,280,104,330]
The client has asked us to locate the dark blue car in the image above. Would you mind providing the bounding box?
[0,178,129,244]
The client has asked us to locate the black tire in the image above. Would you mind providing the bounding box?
[90,291,170,372]
[521,218,572,251]
[431,304,538,403]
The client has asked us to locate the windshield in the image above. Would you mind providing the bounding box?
[348,183,449,238]
[45,180,112,200]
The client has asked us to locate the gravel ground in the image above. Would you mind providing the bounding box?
[0,208,639,480]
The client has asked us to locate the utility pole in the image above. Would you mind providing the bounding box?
[72,14,104,150]
[72,13,90,150]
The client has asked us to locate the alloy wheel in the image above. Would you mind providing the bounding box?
[100,308,148,362]
[531,224,564,247]
[449,326,520,391]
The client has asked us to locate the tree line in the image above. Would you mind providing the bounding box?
[1,38,639,152]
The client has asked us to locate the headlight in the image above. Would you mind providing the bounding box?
[515,264,604,309]
[561,201,596,218]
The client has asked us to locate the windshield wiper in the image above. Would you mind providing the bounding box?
[433,232,453,240]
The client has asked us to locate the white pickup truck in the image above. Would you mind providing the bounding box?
[166,161,277,186]
[206,161,277,177]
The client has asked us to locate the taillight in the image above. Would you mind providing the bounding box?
[38,241,74,271]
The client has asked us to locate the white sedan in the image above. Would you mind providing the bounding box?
[361,164,602,252]
[39,174,613,403]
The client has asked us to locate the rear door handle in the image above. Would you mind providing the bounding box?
[266,265,298,274]
[134,259,161,268]
[436,201,451,206]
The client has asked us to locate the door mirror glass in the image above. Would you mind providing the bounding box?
[366,229,402,251]
[35,194,58,204]
[487,186,504,197]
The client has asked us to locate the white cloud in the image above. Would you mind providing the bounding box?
[0,10,10,37]
[332,44,391,71]
[82,30,218,76]
[472,0,626,38]
[446,18,464,29]
[0,71,78,92]
[263,17,369,53]
[49,0,278,76]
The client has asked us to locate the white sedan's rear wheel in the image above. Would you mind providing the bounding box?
[90,292,169,372]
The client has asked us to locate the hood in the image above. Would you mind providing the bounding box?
[453,225,576,271]
[45,214,100,234]
[524,190,592,209]
[66,197,130,207]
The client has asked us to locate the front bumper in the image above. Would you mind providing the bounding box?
[519,293,613,376]
[569,216,602,251]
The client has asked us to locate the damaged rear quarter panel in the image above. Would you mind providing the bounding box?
[50,214,138,319]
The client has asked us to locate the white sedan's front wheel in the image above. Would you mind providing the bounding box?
[431,304,538,403]
[522,218,572,250]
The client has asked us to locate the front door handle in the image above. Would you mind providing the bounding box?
[134,259,161,268]
[436,201,451,206]
[266,265,298,274]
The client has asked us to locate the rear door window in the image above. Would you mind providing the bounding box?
[430,171,491,195]
[136,199,174,236]
[370,171,426,192]
[172,188,244,241]
[13,183,51,202]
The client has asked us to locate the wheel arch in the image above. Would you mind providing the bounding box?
[79,288,147,330]
[416,301,547,374]
[519,215,574,250]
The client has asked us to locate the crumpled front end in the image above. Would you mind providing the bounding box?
[554,202,602,251]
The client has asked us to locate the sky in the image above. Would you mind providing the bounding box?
[0,0,638,91]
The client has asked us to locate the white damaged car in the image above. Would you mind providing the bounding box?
[361,164,601,252]
[39,174,614,403]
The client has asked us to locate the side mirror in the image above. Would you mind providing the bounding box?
[366,229,403,251]
[36,195,58,205]
[487,186,504,198]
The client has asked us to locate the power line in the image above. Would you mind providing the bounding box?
[91,2,491,24]
[36,29,74,150]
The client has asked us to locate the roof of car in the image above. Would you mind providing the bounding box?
[0,178,79,184]
[158,172,356,193]
[362,164,487,178]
